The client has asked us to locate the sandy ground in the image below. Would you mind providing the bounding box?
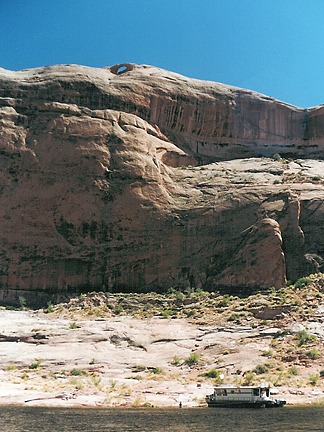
[0,309,322,408]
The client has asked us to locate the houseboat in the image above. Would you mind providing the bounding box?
[206,385,286,408]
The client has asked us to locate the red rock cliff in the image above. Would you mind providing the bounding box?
[0,63,324,306]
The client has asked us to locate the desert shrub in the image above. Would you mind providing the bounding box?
[218,295,230,307]
[161,309,171,318]
[114,305,124,315]
[184,352,200,366]
[253,364,270,375]
[227,313,240,322]
[132,365,146,373]
[70,368,87,376]
[306,349,320,360]
[295,277,312,289]
[150,367,163,375]
[288,366,299,376]
[295,330,316,346]
[18,296,26,310]
[69,321,79,329]
[309,373,320,386]
[204,369,219,378]
[91,375,102,387]
[29,359,42,369]
[6,364,16,371]
[44,302,54,313]
[170,355,180,366]
[242,371,255,385]
[184,309,196,317]
[21,372,29,380]
[262,350,273,358]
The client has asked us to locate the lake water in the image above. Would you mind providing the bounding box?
[1,406,323,432]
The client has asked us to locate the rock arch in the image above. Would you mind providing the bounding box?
[110,63,134,75]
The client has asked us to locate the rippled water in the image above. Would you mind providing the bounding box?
[1,406,324,432]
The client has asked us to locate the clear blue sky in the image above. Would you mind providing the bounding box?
[1,0,324,108]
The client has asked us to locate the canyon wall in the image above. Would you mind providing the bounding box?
[0,63,324,306]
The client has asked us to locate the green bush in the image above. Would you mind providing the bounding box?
[253,364,270,374]
[161,309,171,318]
[184,352,200,366]
[243,371,255,385]
[132,365,146,373]
[150,367,163,375]
[6,364,16,371]
[288,366,298,376]
[309,373,319,386]
[306,349,320,360]
[204,368,219,378]
[262,350,273,358]
[29,359,42,369]
[208,369,218,378]
[227,313,240,322]
[114,305,124,315]
[170,355,180,366]
[18,296,26,310]
[44,302,54,313]
[295,330,316,346]
[70,368,87,376]
[295,277,312,289]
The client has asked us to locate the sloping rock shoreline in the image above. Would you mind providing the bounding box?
[1,281,324,408]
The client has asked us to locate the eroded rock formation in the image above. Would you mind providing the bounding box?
[0,63,324,306]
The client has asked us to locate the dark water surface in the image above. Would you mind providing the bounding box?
[1,406,323,432]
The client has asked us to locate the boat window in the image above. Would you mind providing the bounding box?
[223,390,227,396]
[253,388,260,396]
[230,390,235,394]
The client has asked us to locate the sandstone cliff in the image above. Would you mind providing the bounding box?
[0,63,324,306]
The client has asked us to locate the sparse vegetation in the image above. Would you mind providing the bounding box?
[242,371,255,385]
[253,364,270,375]
[295,330,316,347]
[170,355,180,366]
[69,321,79,330]
[306,349,320,360]
[6,364,16,371]
[288,366,298,376]
[184,352,200,366]
[4,271,324,407]
[18,296,26,310]
[70,368,87,376]
[309,373,320,386]
[295,277,313,289]
[149,367,163,375]
[29,359,42,369]
[44,302,54,314]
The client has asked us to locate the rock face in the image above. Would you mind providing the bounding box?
[1,63,324,306]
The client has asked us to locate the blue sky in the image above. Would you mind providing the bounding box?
[1,0,324,108]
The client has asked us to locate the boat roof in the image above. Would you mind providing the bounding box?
[214,384,270,390]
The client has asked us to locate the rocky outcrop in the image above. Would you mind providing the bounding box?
[1,64,324,306]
